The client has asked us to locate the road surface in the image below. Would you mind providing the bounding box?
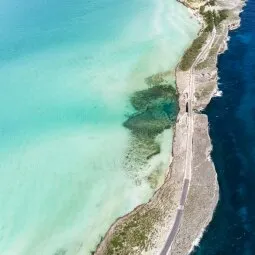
[160,27,216,255]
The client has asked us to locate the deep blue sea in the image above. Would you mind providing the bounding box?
[192,1,255,254]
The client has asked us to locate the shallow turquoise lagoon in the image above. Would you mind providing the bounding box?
[0,0,199,254]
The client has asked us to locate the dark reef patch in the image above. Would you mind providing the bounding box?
[124,81,178,140]
[130,85,177,111]
[123,96,177,138]
[122,73,178,184]
[53,248,67,255]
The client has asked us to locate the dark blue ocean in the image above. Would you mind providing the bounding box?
[192,1,255,254]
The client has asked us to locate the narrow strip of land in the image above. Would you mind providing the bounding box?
[160,27,216,255]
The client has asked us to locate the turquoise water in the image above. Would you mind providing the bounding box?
[0,0,199,254]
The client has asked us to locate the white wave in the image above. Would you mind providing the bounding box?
[214,90,223,97]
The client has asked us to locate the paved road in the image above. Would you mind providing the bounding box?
[160,28,216,255]
[160,209,184,255]
[180,179,189,206]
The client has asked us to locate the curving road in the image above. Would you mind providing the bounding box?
[160,27,216,255]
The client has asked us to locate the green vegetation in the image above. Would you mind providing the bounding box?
[179,30,209,71]
[199,5,205,14]
[180,7,229,71]
[218,10,229,23]
[105,208,162,255]
[203,11,215,31]
[195,17,227,70]
[201,9,229,32]
[208,0,216,6]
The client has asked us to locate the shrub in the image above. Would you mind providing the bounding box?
[179,31,209,71]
